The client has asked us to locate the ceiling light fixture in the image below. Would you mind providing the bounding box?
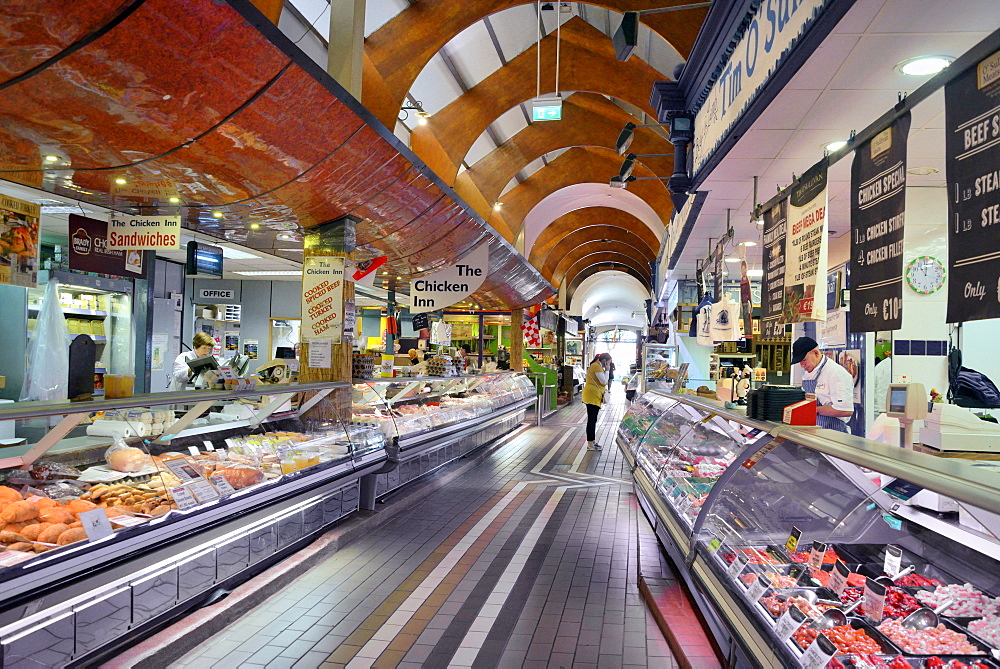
[168,197,180,203]
[493,201,503,211]
[907,166,939,176]
[825,140,848,152]
[220,246,260,260]
[43,155,59,163]
[233,270,302,276]
[747,269,764,278]
[724,257,741,263]
[739,241,757,247]
[249,223,260,229]
[898,55,953,76]
[399,99,430,125]
[114,178,127,185]
[212,211,224,219]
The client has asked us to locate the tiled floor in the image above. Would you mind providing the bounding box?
[167,389,681,668]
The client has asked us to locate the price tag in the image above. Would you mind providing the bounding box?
[707,533,726,553]
[863,577,887,622]
[188,445,200,457]
[215,448,226,459]
[0,551,37,567]
[161,456,203,483]
[110,515,147,528]
[217,366,237,381]
[800,634,837,668]
[828,560,851,596]
[884,545,902,578]
[224,438,237,450]
[209,473,236,497]
[169,485,198,510]
[785,526,802,554]
[728,552,749,579]
[187,478,220,503]
[203,440,215,451]
[78,508,114,541]
[745,574,769,603]
[807,541,828,570]
[774,604,809,641]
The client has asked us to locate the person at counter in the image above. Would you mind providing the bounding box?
[791,336,853,433]
[582,353,612,450]
[408,348,421,365]
[172,332,215,391]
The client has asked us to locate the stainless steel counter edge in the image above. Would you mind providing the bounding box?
[647,390,1000,516]
[0,381,352,420]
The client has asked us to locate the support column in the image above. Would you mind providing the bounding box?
[477,313,485,368]
[510,309,524,372]
[327,0,366,99]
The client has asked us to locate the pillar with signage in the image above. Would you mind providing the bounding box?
[510,309,524,372]
[299,216,356,421]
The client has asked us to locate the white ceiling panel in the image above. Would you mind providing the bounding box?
[911,89,946,130]
[908,127,945,161]
[489,4,542,61]
[410,56,465,113]
[464,132,499,167]
[785,34,861,90]
[724,129,797,160]
[445,23,504,87]
[363,0,409,37]
[752,89,823,130]
[866,0,1000,34]
[831,0,886,35]
[491,105,530,143]
[798,88,900,131]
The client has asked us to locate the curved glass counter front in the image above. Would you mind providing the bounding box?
[621,390,1000,668]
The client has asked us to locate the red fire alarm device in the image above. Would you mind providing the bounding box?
[783,399,817,426]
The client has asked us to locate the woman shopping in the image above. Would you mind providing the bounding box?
[582,353,612,451]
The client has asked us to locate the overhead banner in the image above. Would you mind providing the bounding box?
[107,214,181,250]
[409,244,488,315]
[850,112,910,332]
[761,199,788,338]
[781,163,829,323]
[301,256,345,339]
[945,48,1000,323]
[0,193,40,287]
[68,214,147,279]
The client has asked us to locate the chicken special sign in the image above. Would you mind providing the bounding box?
[780,163,829,323]
[301,256,345,339]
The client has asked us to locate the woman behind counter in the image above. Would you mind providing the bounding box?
[581,353,612,451]
[172,332,215,391]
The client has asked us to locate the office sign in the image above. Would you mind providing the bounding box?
[850,113,910,332]
[409,244,488,315]
[760,199,788,338]
[69,214,147,279]
[692,0,829,174]
[107,215,181,250]
[945,48,1000,323]
[301,256,345,339]
[197,288,236,302]
[781,163,829,323]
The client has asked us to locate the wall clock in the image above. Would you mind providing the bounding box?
[905,255,946,295]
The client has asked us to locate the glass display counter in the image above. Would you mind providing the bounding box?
[620,390,1000,668]
[640,343,677,393]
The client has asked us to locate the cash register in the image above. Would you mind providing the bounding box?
[921,402,1000,453]
[885,383,927,449]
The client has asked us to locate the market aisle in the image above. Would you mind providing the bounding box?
[164,390,680,669]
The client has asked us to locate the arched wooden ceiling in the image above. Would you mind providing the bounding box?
[494,147,672,242]
[540,230,656,282]
[454,92,672,216]
[363,0,708,128]
[409,17,665,184]
[529,210,660,267]
[552,247,651,287]
[568,263,652,298]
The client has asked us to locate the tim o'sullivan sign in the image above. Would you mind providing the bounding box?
[301,256,345,339]
[409,245,489,315]
[107,215,180,250]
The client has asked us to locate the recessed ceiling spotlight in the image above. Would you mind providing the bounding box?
[825,140,848,152]
[43,155,59,163]
[907,166,939,176]
[898,55,953,76]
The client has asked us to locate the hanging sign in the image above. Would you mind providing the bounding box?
[350,255,386,287]
[68,214,147,278]
[301,256,345,339]
[409,244,488,315]
[781,163,829,323]
[850,113,911,332]
[760,199,788,338]
[107,215,181,250]
[0,194,40,287]
[945,48,1000,323]
[691,0,828,174]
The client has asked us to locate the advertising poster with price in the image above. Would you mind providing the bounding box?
[850,113,910,331]
[760,199,788,338]
[301,256,345,339]
[946,49,1000,323]
[780,164,829,323]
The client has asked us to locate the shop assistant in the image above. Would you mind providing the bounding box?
[172,332,215,391]
[791,336,854,433]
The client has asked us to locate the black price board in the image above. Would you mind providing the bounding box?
[761,199,788,338]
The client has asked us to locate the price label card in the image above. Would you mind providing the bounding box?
[800,634,837,668]
[78,508,114,541]
[745,574,769,603]
[217,366,238,381]
[828,560,851,596]
[884,545,902,578]
[110,515,147,528]
[203,440,215,451]
[774,604,809,641]
[209,473,236,496]
[188,445,200,457]
[785,526,802,554]
[161,456,203,483]
[728,552,749,579]
[169,485,199,510]
[0,550,37,567]
[187,478,220,503]
[863,577,887,622]
[707,532,728,553]
[807,541,828,570]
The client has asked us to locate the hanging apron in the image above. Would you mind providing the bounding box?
[802,357,850,433]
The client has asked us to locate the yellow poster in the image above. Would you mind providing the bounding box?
[0,194,40,287]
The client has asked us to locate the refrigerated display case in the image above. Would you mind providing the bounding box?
[620,390,1000,668]
[0,372,535,667]
[641,343,677,393]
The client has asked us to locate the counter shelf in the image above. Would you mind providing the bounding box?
[620,390,1000,668]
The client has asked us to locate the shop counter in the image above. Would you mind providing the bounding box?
[620,390,1000,668]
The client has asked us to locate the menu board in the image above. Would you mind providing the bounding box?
[946,49,1000,323]
[850,113,910,331]
[760,199,788,338]
[781,163,829,323]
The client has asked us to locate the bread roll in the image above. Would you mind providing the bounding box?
[57,527,88,545]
